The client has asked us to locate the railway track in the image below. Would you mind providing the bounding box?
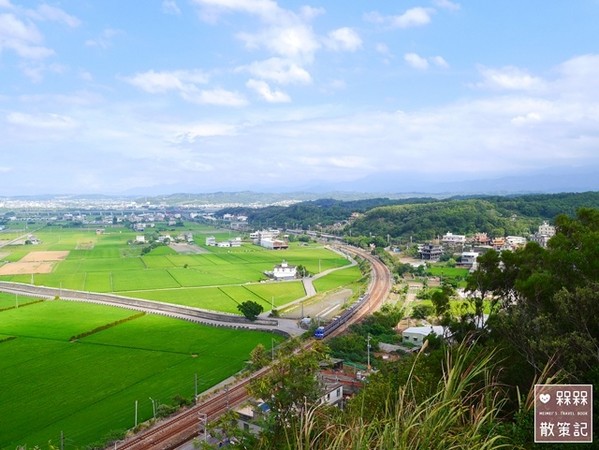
[112,245,392,450]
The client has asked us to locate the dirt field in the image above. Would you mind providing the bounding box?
[169,243,209,254]
[20,251,69,262]
[0,261,55,275]
[0,252,9,260]
[0,251,69,275]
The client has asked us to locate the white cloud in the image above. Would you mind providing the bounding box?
[0,13,53,59]
[367,7,435,29]
[237,24,320,62]
[246,79,290,103]
[0,166,12,173]
[299,5,324,20]
[433,0,461,11]
[476,66,545,90]
[28,4,81,27]
[190,88,248,106]
[125,69,209,93]
[430,55,449,68]
[171,123,237,143]
[0,0,14,9]
[6,112,77,129]
[404,52,429,70]
[191,0,281,22]
[162,0,181,15]
[85,28,122,49]
[511,112,542,126]
[325,27,362,52]
[241,57,312,84]
[375,43,390,55]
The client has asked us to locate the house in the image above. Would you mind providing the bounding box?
[217,241,231,248]
[531,221,556,248]
[491,237,506,250]
[205,236,216,246]
[135,235,145,244]
[273,261,297,280]
[442,232,466,245]
[402,326,445,346]
[319,380,344,407]
[260,238,289,250]
[506,236,527,249]
[472,232,490,245]
[419,243,443,261]
[460,251,479,268]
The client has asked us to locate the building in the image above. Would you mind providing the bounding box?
[506,236,527,249]
[419,243,443,262]
[260,238,289,250]
[273,261,297,280]
[402,326,445,346]
[460,251,479,268]
[442,232,466,245]
[531,221,556,248]
[205,236,216,246]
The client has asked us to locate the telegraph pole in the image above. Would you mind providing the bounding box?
[367,334,371,371]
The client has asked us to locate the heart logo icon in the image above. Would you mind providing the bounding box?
[539,394,551,404]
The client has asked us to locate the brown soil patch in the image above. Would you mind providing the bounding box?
[20,251,69,262]
[0,261,55,275]
[76,241,95,250]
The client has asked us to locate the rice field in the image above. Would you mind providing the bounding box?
[0,300,281,449]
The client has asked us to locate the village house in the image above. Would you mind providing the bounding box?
[402,326,445,346]
[419,243,443,262]
[272,261,297,280]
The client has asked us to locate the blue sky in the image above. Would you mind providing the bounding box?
[2,0,599,195]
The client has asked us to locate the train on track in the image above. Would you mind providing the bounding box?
[314,293,369,339]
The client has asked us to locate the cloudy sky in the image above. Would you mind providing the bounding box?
[2,0,599,195]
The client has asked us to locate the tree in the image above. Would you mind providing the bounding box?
[248,343,270,371]
[247,341,328,438]
[237,300,264,321]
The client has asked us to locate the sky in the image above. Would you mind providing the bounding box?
[1,0,599,196]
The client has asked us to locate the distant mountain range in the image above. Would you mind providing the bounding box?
[2,166,597,205]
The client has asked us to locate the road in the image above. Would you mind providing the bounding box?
[110,244,392,450]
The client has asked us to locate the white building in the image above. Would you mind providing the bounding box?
[460,251,479,267]
[205,236,216,246]
[402,326,445,346]
[273,261,297,280]
[442,232,466,245]
[506,236,527,248]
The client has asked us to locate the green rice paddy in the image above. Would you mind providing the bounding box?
[0,300,281,449]
[0,223,360,448]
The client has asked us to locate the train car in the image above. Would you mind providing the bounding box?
[314,326,325,339]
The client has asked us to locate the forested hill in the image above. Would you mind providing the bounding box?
[217,197,437,229]
[350,192,599,241]
[217,192,599,239]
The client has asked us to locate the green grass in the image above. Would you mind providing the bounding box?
[123,281,306,313]
[0,300,281,449]
[313,265,363,293]
[427,266,469,278]
[0,227,350,313]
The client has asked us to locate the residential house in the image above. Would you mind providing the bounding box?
[402,326,445,346]
[419,243,443,262]
[273,261,297,280]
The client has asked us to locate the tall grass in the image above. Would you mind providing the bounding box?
[282,342,519,450]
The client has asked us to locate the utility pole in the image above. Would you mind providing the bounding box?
[134,400,138,427]
[271,338,275,361]
[194,373,198,401]
[367,334,371,371]
[149,397,156,419]
[15,293,18,309]
[198,413,208,444]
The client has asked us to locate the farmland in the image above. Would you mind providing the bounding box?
[0,222,358,448]
[0,223,352,313]
[0,300,282,449]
